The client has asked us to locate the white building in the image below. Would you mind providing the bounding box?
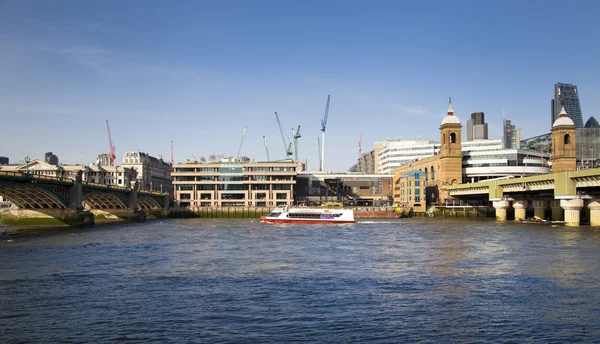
[0,160,134,187]
[121,152,173,194]
[375,140,440,174]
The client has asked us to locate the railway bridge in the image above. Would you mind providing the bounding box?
[0,171,169,226]
[447,168,600,227]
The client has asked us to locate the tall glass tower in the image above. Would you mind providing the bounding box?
[552,83,584,128]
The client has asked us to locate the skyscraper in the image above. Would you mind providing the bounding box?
[466,112,488,140]
[44,152,59,165]
[503,118,521,149]
[552,83,584,128]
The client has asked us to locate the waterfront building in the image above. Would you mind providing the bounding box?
[0,160,134,187]
[121,152,173,195]
[0,156,8,165]
[393,170,426,212]
[391,102,553,207]
[503,118,521,149]
[44,152,59,165]
[552,82,584,128]
[375,139,440,175]
[295,172,393,207]
[466,112,488,140]
[391,101,463,204]
[171,160,298,208]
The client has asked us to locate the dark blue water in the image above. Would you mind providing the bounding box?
[1,219,600,343]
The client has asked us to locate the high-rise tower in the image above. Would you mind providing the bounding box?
[552,83,584,128]
[466,112,488,140]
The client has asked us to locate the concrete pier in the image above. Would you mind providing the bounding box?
[561,199,584,227]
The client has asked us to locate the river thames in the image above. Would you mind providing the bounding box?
[1,219,600,343]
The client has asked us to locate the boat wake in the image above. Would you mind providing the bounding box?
[357,221,399,224]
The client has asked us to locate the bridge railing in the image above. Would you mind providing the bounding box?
[0,171,74,183]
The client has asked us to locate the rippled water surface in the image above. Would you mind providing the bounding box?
[2,219,600,343]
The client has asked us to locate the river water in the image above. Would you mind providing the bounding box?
[1,219,600,343]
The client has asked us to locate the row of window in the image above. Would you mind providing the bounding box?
[175,176,294,182]
[174,166,296,173]
[176,184,292,191]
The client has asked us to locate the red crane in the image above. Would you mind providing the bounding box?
[106,120,116,166]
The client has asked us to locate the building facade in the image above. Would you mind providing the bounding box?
[44,152,59,165]
[0,160,134,187]
[172,161,298,208]
[121,152,173,194]
[466,112,488,140]
[375,140,440,175]
[0,156,8,165]
[503,118,522,149]
[552,82,584,128]
[393,170,426,212]
[295,172,393,207]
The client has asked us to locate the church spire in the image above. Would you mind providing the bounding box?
[447,96,454,115]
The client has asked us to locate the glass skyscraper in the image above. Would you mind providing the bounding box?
[552,82,584,128]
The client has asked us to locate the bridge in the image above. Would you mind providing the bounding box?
[447,167,600,227]
[0,171,169,226]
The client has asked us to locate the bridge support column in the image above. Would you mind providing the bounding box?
[128,188,138,211]
[588,201,600,227]
[532,200,546,219]
[68,179,83,211]
[550,200,563,221]
[560,199,584,227]
[492,200,509,221]
[513,201,526,221]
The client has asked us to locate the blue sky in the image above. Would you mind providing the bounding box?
[1,0,599,171]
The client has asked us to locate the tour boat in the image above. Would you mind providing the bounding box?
[261,205,355,224]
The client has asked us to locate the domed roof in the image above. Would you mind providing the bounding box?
[553,105,574,127]
[584,116,599,128]
[441,103,460,125]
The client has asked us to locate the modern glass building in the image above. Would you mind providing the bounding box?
[552,83,584,128]
[375,140,440,174]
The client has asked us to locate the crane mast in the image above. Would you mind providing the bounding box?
[106,120,116,166]
[292,125,301,162]
[237,126,247,160]
[170,140,174,165]
[274,111,293,159]
[317,136,322,172]
[263,136,270,161]
[320,95,330,171]
[358,130,362,159]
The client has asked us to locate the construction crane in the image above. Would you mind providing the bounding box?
[358,130,362,159]
[170,141,174,165]
[106,120,116,166]
[317,136,322,172]
[263,136,270,161]
[274,111,293,159]
[320,95,330,171]
[236,126,247,160]
[292,125,301,162]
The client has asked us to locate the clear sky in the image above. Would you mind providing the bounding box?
[1,0,599,171]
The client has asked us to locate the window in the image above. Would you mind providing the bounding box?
[180,193,191,200]
[564,134,571,144]
[276,193,287,199]
[450,132,456,143]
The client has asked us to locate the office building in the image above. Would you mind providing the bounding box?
[172,160,298,208]
[552,83,584,128]
[44,152,59,165]
[0,156,8,165]
[375,139,440,174]
[503,118,521,149]
[466,112,488,140]
[121,152,173,194]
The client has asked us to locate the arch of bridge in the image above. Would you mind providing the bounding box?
[82,192,128,210]
[0,183,68,209]
[137,196,162,210]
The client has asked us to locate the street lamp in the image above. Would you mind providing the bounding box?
[25,156,30,175]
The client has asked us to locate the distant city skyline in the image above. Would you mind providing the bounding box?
[1,0,599,171]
